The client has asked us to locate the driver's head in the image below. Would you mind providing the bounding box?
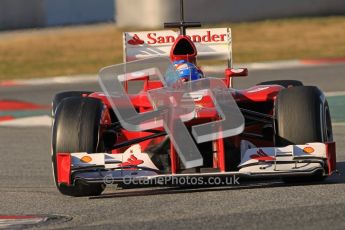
[165,60,203,86]
[173,60,203,82]
[165,60,204,87]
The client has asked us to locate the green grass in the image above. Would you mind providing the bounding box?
[0,16,345,81]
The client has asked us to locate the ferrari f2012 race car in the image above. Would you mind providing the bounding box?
[51,1,336,196]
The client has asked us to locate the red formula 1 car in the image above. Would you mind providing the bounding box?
[51,4,336,197]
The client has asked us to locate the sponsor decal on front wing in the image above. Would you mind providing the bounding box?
[239,143,327,168]
[71,144,159,171]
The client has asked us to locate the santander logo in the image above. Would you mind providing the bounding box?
[127,31,227,45]
[128,34,145,45]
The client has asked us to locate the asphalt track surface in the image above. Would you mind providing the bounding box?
[0,63,345,229]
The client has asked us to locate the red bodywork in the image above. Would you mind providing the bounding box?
[56,153,71,185]
[88,84,283,173]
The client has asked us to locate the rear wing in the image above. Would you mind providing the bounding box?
[123,28,232,67]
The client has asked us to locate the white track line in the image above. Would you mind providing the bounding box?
[0,217,47,229]
[325,91,345,97]
[333,122,345,127]
[13,74,98,86]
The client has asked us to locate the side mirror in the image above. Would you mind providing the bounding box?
[225,68,248,88]
[225,68,248,77]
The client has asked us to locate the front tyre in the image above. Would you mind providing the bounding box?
[51,91,92,117]
[52,97,106,196]
[274,86,333,183]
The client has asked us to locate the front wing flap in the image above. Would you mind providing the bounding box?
[239,142,336,175]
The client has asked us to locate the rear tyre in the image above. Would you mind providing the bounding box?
[258,80,303,88]
[52,97,106,196]
[274,86,333,183]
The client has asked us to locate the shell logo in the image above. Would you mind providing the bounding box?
[303,146,314,154]
[80,156,92,163]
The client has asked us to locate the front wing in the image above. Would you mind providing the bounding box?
[56,142,336,186]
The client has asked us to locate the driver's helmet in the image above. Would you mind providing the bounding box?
[165,60,203,86]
